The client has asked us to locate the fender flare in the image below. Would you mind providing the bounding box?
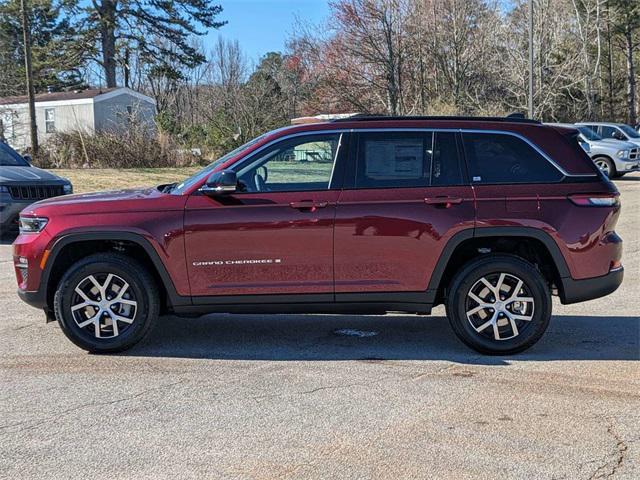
[41,231,189,309]
[426,226,571,298]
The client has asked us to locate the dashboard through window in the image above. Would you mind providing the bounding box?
[235,133,341,193]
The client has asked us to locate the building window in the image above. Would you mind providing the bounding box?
[44,108,56,133]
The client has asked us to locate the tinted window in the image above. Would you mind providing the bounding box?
[600,126,618,139]
[354,131,463,188]
[462,132,563,184]
[235,134,341,192]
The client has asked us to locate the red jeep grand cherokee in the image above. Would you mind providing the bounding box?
[13,116,623,355]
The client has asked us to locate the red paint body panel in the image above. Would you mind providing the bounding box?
[334,186,475,292]
[13,188,190,295]
[184,190,339,296]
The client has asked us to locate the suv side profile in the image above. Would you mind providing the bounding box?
[13,116,623,355]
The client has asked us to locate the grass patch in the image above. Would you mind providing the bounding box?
[48,168,201,193]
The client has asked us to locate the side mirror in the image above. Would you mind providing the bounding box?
[23,154,33,165]
[200,169,237,195]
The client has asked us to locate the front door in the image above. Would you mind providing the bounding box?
[334,130,475,297]
[184,132,347,299]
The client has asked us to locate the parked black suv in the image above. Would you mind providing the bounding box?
[0,141,72,234]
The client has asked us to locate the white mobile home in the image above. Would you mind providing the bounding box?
[0,87,156,151]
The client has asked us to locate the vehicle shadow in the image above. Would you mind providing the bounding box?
[126,313,640,364]
[616,176,640,182]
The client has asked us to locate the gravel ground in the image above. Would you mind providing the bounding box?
[0,178,638,479]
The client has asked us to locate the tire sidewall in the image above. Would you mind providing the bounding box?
[447,256,551,355]
[55,256,157,353]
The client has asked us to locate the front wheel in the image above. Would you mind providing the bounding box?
[594,157,616,179]
[54,253,159,353]
[446,254,551,355]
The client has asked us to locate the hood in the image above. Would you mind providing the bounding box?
[0,165,68,183]
[598,139,638,150]
[21,186,186,218]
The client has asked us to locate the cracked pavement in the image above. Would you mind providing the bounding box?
[0,179,639,479]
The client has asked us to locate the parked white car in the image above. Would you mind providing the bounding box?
[550,123,640,178]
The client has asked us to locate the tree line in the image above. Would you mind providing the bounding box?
[1,0,638,159]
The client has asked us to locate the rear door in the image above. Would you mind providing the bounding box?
[334,130,475,297]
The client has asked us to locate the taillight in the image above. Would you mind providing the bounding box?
[568,194,620,207]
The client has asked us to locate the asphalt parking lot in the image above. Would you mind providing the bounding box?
[1,179,638,480]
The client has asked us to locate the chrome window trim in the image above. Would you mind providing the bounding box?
[230,127,596,179]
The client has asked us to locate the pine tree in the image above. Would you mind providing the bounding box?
[0,0,82,96]
[75,0,226,88]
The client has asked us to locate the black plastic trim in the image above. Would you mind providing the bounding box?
[32,231,189,310]
[559,268,623,304]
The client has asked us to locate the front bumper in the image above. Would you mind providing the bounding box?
[616,160,640,173]
[0,198,29,230]
[17,288,47,310]
[560,267,624,304]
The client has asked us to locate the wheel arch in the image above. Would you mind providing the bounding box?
[42,231,189,313]
[428,227,571,305]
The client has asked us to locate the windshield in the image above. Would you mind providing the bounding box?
[577,126,602,141]
[170,132,271,194]
[0,142,29,167]
[619,124,640,139]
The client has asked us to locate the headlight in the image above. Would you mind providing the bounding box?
[19,216,48,233]
[616,150,629,159]
[0,186,8,193]
[63,183,73,194]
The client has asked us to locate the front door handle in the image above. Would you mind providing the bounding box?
[424,196,463,208]
[289,200,328,212]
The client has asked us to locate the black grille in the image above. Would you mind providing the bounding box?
[8,185,64,200]
[629,148,639,161]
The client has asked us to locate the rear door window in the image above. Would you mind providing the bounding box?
[462,132,563,184]
[352,131,464,188]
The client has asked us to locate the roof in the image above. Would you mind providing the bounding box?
[0,87,155,106]
[331,114,541,124]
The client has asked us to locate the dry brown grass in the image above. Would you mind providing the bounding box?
[49,168,201,193]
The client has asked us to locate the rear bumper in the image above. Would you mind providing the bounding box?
[560,268,624,304]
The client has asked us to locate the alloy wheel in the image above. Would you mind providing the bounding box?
[595,159,611,176]
[70,273,138,339]
[465,272,535,341]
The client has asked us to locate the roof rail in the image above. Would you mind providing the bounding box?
[330,114,541,124]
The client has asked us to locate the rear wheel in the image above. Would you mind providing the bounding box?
[594,156,616,179]
[446,255,551,355]
[54,253,159,353]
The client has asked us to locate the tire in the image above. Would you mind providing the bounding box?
[446,254,551,355]
[54,253,159,353]
[593,156,616,179]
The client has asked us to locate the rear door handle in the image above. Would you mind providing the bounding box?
[424,196,463,207]
[289,200,328,211]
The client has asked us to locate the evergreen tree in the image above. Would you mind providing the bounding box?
[0,0,82,96]
[74,0,226,88]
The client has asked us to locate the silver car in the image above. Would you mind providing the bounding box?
[552,123,640,178]
[577,122,640,148]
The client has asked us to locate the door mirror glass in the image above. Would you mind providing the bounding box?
[201,169,237,195]
[23,154,33,165]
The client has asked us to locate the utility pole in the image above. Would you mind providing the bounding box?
[20,0,38,156]
[528,0,534,119]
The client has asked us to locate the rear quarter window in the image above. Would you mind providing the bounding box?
[462,132,563,184]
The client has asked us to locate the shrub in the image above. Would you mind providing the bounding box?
[37,127,203,169]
